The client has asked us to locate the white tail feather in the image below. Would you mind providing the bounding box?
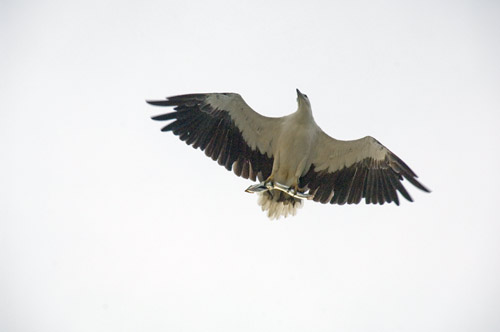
[257,190,303,220]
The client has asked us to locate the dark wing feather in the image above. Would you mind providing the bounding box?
[300,134,429,205]
[147,93,280,182]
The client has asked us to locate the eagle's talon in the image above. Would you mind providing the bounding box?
[263,177,275,190]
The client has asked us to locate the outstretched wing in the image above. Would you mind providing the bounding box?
[300,132,430,205]
[147,93,283,182]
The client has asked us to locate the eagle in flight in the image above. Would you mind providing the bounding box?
[147,90,429,219]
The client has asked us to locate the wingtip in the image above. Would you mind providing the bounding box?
[418,180,431,193]
[146,99,166,106]
[151,112,177,121]
[409,176,431,193]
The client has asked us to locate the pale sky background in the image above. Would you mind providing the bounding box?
[1,0,500,331]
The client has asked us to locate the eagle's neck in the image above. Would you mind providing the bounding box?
[295,104,314,124]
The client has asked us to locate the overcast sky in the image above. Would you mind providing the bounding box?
[1,0,500,331]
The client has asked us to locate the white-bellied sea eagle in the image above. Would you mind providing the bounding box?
[147,90,429,219]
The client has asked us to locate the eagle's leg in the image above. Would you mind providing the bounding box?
[264,174,275,187]
[287,179,299,195]
[265,152,281,188]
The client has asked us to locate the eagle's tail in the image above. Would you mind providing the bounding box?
[257,190,303,220]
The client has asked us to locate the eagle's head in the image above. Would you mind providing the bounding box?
[296,88,311,110]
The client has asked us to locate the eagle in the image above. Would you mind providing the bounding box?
[147,89,429,219]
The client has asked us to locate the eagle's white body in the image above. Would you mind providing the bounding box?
[272,104,318,187]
